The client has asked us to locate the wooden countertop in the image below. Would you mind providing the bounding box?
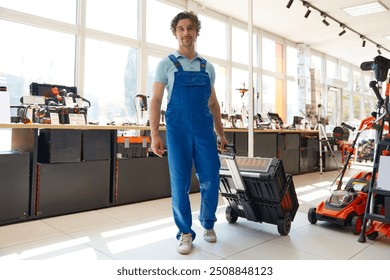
[0,123,318,134]
[0,123,152,130]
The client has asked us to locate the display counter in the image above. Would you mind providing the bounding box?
[0,123,319,226]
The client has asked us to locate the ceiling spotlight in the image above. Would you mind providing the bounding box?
[286,0,294,9]
[339,26,346,36]
[322,17,330,26]
[321,13,330,26]
[304,8,311,18]
[377,45,382,55]
[361,36,366,47]
[302,1,311,18]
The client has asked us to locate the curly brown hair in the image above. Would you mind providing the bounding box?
[170,11,201,36]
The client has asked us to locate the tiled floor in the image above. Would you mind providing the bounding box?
[0,162,389,260]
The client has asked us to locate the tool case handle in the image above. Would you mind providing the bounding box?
[218,143,236,159]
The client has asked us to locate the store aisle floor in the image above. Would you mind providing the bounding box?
[0,162,389,260]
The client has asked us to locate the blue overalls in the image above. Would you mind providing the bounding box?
[166,54,221,241]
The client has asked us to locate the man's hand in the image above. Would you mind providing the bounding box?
[217,135,228,152]
[151,135,165,157]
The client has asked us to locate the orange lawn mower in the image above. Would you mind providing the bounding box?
[307,118,378,235]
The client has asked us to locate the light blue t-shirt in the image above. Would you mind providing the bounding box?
[154,50,215,102]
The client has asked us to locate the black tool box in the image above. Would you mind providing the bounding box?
[219,145,299,235]
[30,82,77,97]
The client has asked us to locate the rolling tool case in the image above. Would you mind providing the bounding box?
[219,145,299,235]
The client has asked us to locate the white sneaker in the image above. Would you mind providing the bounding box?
[203,229,217,243]
[177,233,192,254]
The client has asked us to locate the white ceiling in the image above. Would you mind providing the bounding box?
[195,0,390,68]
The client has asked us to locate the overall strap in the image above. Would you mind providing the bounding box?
[168,54,183,71]
[199,57,207,73]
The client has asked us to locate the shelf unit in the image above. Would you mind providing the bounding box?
[358,121,390,242]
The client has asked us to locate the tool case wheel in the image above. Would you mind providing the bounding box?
[308,207,318,224]
[277,213,292,236]
[225,206,238,223]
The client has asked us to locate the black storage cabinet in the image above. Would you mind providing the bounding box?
[0,151,30,223]
[82,130,111,161]
[115,157,172,204]
[38,129,82,163]
[300,137,319,173]
[254,133,278,158]
[115,157,200,205]
[278,133,300,175]
[36,160,111,217]
[322,150,342,171]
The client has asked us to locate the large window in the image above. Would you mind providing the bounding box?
[326,58,338,79]
[262,75,276,114]
[287,80,299,124]
[147,55,168,112]
[326,87,342,130]
[231,68,248,115]
[0,0,378,142]
[197,15,227,60]
[286,46,297,77]
[232,26,248,65]
[262,37,283,73]
[86,0,138,38]
[0,0,76,23]
[341,64,350,83]
[311,54,323,83]
[342,91,351,122]
[0,20,75,104]
[84,39,138,124]
[214,64,227,112]
[146,0,181,49]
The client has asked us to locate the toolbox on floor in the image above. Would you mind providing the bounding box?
[219,145,299,235]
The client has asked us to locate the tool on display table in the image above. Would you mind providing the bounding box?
[11,82,92,125]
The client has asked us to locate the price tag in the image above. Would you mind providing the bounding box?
[50,112,60,125]
[65,97,74,107]
[68,113,79,125]
[77,114,86,125]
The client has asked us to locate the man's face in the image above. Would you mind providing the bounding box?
[175,18,198,48]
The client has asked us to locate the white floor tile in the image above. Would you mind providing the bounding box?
[0,235,113,260]
[41,210,122,234]
[0,220,63,249]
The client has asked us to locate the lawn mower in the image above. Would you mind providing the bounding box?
[308,171,371,234]
[307,119,374,235]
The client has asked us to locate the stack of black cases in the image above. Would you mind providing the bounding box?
[219,153,299,235]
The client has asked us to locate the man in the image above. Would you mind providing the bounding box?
[150,11,227,255]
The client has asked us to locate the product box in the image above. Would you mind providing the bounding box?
[377,156,390,191]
